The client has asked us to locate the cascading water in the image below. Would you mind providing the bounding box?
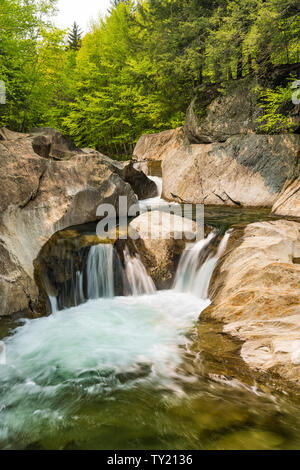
[49,295,58,314]
[174,230,231,299]
[47,243,117,312]
[123,246,156,296]
[0,225,235,449]
[40,236,89,312]
[149,175,163,198]
[74,270,84,305]
[139,175,184,218]
[86,244,114,299]
[47,242,155,311]
[139,176,164,211]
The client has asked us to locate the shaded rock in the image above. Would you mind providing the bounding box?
[202,220,300,386]
[76,148,157,199]
[30,127,81,160]
[133,128,184,163]
[162,134,300,207]
[0,134,137,317]
[272,178,300,218]
[127,211,203,289]
[31,134,52,158]
[120,161,157,200]
[132,161,149,175]
[185,84,263,144]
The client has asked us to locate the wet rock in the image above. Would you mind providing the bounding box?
[203,220,300,387]
[128,211,203,289]
[119,161,157,200]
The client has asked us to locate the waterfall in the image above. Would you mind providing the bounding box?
[86,244,114,299]
[174,231,231,299]
[124,246,156,296]
[49,296,58,314]
[173,231,216,293]
[47,243,115,312]
[148,176,162,198]
[139,176,166,212]
[0,341,6,365]
[74,271,84,305]
[45,240,156,311]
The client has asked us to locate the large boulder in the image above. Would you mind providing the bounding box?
[184,80,299,145]
[272,178,300,218]
[202,220,300,386]
[80,148,157,200]
[162,134,300,207]
[125,211,203,289]
[0,133,138,317]
[133,128,184,163]
[185,84,263,144]
[119,161,157,200]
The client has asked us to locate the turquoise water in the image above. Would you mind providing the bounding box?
[1,209,300,450]
[1,290,300,450]
[0,292,209,449]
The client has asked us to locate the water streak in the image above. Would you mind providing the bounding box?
[139,176,181,213]
[174,231,231,299]
[86,244,114,299]
[124,247,156,296]
[49,295,58,314]
[149,175,163,198]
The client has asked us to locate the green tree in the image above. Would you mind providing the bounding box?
[63,0,183,157]
[68,22,82,51]
[1,0,299,157]
[0,0,59,130]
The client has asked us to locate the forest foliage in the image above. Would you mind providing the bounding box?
[0,0,299,158]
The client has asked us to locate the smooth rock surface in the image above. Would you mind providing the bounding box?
[128,211,203,289]
[272,178,300,218]
[133,128,184,163]
[202,220,300,386]
[0,127,28,141]
[162,134,300,206]
[0,134,138,317]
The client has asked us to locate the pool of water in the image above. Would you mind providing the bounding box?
[1,206,300,450]
[1,289,300,450]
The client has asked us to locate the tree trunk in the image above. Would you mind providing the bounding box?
[237,41,243,79]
